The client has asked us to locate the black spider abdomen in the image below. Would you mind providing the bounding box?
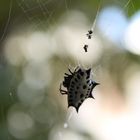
[61,67,99,112]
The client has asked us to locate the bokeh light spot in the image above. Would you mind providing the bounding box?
[97,6,128,45]
[8,111,34,139]
[124,11,140,55]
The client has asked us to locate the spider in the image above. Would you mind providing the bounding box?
[60,67,99,112]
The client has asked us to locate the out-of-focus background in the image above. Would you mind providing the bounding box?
[0,0,140,139]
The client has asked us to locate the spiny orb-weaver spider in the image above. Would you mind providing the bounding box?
[60,67,99,112]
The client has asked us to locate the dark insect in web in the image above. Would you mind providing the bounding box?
[83,30,93,52]
[83,44,88,52]
[86,30,93,39]
[59,67,99,112]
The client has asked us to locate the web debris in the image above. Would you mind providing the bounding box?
[0,0,12,42]
[83,1,101,52]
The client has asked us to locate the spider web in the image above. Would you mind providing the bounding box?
[15,0,134,117]
[16,0,70,29]
[2,0,135,139]
[15,0,134,68]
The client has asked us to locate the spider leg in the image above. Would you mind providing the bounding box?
[74,66,79,72]
[68,68,73,74]
[59,84,67,95]
[68,66,79,75]
[65,73,69,76]
[60,88,67,95]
